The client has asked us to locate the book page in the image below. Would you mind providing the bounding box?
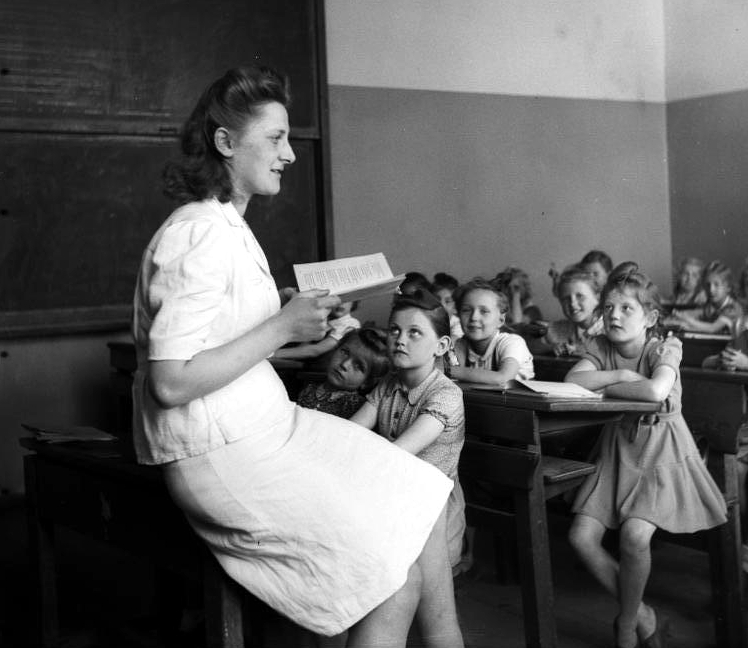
[294,253,404,301]
[514,378,602,399]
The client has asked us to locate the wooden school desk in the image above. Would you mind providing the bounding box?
[458,386,658,648]
[530,354,748,648]
[21,437,250,648]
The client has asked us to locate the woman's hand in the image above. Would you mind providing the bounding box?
[276,289,341,343]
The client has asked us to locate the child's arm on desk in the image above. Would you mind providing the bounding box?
[566,359,674,402]
[673,312,731,334]
[450,358,520,387]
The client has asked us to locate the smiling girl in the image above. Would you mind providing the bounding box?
[351,290,466,574]
[541,264,603,357]
[449,278,534,386]
[564,266,726,648]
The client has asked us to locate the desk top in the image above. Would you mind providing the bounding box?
[459,384,659,413]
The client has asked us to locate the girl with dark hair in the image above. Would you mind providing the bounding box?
[133,67,462,647]
[565,267,726,648]
[351,289,466,575]
[296,327,390,418]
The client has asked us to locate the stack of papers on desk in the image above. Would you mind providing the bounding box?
[294,253,405,302]
[22,423,116,443]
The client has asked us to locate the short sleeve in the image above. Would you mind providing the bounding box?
[580,336,607,370]
[366,376,389,409]
[147,220,231,360]
[495,333,531,363]
[648,336,682,372]
[420,381,464,428]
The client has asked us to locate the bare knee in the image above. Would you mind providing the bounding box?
[619,525,652,556]
[568,522,598,558]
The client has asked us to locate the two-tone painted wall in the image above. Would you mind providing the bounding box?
[325,0,671,324]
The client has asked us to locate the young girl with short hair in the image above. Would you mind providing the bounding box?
[350,290,466,571]
[670,260,743,334]
[541,264,603,357]
[565,266,727,648]
[296,328,390,419]
[450,278,534,385]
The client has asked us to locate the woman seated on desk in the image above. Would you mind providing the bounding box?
[131,66,463,647]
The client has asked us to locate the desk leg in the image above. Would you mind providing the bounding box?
[707,454,746,648]
[514,470,557,648]
[24,455,59,648]
[203,555,245,648]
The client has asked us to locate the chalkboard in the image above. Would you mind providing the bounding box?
[0,0,320,135]
[0,134,321,336]
[0,0,331,337]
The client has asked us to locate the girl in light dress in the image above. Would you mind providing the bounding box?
[351,290,466,572]
[296,327,389,419]
[450,278,534,386]
[565,266,726,648]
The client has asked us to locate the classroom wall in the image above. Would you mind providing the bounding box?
[325,0,671,324]
[0,332,129,495]
[664,1,748,277]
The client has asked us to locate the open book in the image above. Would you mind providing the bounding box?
[294,253,405,302]
[511,378,602,399]
[461,378,602,399]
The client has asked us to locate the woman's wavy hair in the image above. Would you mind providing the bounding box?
[390,289,451,339]
[163,66,291,204]
[455,277,510,315]
[601,264,663,338]
[337,327,391,391]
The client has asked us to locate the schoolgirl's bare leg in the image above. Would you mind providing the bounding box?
[414,507,464,648]
[569,514,655,648]
[618,518,657,646]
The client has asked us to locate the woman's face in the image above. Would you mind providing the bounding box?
[705,274,729,304]
[225,101,296,200]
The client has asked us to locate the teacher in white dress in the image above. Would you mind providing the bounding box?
[131,66,463,648]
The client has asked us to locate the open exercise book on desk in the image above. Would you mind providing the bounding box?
[461,378,603,400]
[294,253,405,302]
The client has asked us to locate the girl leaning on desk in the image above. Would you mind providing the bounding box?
[131,66,463,648]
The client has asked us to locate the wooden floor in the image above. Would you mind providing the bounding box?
[0,496,738,648]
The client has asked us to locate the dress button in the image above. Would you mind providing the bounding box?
[393,412,400,419]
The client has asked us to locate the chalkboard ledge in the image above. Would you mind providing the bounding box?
[0,306,131,339]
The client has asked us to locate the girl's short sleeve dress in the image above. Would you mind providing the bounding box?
[132,199,452,636]
[571,335,727,533]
